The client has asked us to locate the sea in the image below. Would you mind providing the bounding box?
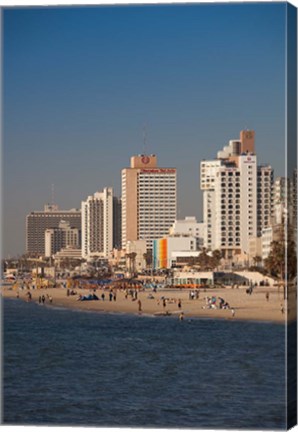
[2,297,287,429]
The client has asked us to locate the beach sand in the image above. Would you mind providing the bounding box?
[2,283,296,323]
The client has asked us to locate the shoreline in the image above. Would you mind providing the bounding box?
[2,284,295,324]
[4,296,286,326]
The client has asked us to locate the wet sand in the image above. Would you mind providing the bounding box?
[2,283,296,324]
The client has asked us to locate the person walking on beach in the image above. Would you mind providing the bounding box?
[231,308,235,318]
[41,295,45,304]
[162,298,166,309]
[265,292,269,302]
[113,292,117,301]
[178,299,182,309]
[138,299,142,312]
[101,293,105,301]
[109,291,113,301]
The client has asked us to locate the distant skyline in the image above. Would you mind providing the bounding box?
[3,2,287,257]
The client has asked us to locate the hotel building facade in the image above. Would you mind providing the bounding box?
[121,155,177,250]
[201,130,273,258]
[81,187,115,259]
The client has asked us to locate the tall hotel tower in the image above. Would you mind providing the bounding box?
[121,154,177,250]
[81,187,114,259]
[200,130,273,259]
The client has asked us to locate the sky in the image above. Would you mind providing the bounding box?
[2,2,288,257]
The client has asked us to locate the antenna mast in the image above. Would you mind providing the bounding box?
[143,124,147,155]
[51,184,55,206]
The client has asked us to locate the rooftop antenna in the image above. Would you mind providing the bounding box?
[51,183,55,206]
[143,124,147,155]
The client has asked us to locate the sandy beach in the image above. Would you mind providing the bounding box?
[2,282,296,324]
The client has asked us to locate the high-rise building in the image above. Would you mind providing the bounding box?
[113,196,122,250]
[201,130,262,258]
[81,187,115,259]
[257,165,274,235]
[273,177,288,225]
[26,205,81,256]
[121,154,177,250]
[290,168,297,229]
[45,220,81,257]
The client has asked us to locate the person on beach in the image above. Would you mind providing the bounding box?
[138,299,142,312]
[266,292,269,301]
[109,291,113,301]
[101,293,105,301]
[178,299,182,309]
[113,292,117,301]
[162,298,166,309]
[179,312,184,321]
[38,296,42,304]
[231,308,235,317]
[41,295,45,304]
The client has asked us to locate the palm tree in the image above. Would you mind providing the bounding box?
[210,249,222,270]
[143,251,152,269]
[252,255,262,268]
[197,248,211,271]
[126,252,137,276]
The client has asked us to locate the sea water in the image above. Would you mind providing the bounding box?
[3,298,286,428]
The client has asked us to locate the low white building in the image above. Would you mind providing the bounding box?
[169,217,205,249]
[125,240,147,272]
[153,235,197,269]
[171,270,214,286]
[53,246,82,261]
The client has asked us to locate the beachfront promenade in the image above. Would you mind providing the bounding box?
[2,282,295,323]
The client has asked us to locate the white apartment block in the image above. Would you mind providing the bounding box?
[273,177,288,225]
[45,220,80,257]
[261,224,283,260]
[169,217,205,249]
[81,187,114,259]
[201,159,223,250]
[201,130,258,258]
[257,165,274,235]
[121,155,177,250]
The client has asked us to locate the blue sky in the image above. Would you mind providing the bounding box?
[3,3,287,257]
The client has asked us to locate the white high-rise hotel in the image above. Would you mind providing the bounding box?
[81,187,114,259]
[121,155,177,249]
[201,130,273,259]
